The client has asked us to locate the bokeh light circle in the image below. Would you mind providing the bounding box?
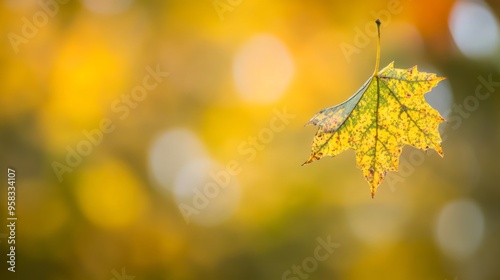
[75,158,149,229]
[174,158,241,226]
[81,0,133,15]
[435,199,485,260]
[149,128,207,192]
[449,1,500,59]
[233,34,294,104]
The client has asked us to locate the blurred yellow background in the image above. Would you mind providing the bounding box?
[1,0,500,279]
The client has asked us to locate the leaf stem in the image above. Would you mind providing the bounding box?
[373,19,381,77]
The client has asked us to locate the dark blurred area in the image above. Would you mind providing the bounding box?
[1,0,499,279]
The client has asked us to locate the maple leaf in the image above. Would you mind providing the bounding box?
[304,19,445,198]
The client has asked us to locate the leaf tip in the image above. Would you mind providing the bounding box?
[437,147,444,158]
[302,157,313,166]
[305,116,320,127]
[304,120,314,127]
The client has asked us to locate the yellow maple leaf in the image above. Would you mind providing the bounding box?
[304,19,445,198]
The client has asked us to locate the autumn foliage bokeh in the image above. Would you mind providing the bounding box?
[1,0,500,279]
